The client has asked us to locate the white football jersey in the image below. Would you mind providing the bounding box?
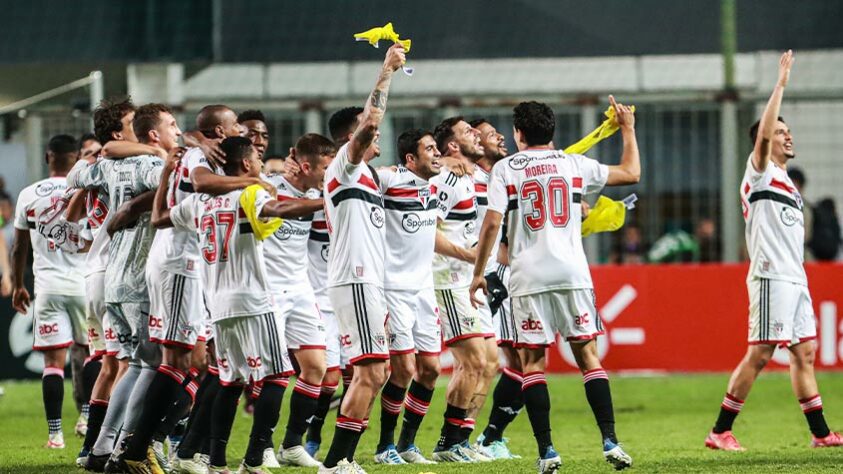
[307,207,331,306]
[488,149,608,296]
[378,167,438,290]
[323,143,385,288]
[170,188,274,321]
[147,147,212,278]
[473,165,504,276]
[263,174,318,290]
[430,168,477,289]
[14,177,86,296]
[739,155,807,285]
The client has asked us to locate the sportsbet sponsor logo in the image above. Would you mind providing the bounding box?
[401,212,436,233]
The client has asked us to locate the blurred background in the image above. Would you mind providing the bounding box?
[0,0,842,376]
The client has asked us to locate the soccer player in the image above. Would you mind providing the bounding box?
[262,133,335,467]
[152,136,323,473]
[120,104,249,470]
[706,50,843,451]
[429,117,490,462]
[11,134,87,450]
[470,98,639,472]
[318,43,406,474]
[67,103,174,470]
[373,129,443,465]
[469,118,524,459]
[238,109,270,160]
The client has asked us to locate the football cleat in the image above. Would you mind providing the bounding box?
[84,452,110,472]
[373,445,407,464]
[432,443,475,463]
[76,414,89,437]
[536,446,562,474]
[461,441,493,462]
[812,431,843,448]
[152,440,171,472]
[398,444,436,464]
[172,454,209,474]
[235,461,273,473]
[705,430,745,451]
[262,447,280,468]
[278,444,321,467]
[603,439,633,470]
[317,459,357,474]
[45,432,65,449]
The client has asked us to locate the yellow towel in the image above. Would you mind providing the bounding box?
[239,184,283,241]
[354,22,412,52]
[564,105,635,155]
[581,196,627,237]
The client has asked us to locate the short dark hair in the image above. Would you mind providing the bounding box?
[513,101,555,146]
[93,97,135,145]
[397,128,432,165]
[433,116,464,153]
[78,133,99,150]
[469,118,490,129]
[787,166,806,188]
[48,134,78,155]
[237,109,266,124]
[328,107,364,144]
[220,136,256,176]
[295,133,337,166]
[749,116,786,145]
[133,103,173,144]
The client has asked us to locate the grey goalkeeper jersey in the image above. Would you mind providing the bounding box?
[67,155,163,303]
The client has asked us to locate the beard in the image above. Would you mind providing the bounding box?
[459,142,483,159]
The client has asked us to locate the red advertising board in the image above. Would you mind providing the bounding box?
[537,263,843,373]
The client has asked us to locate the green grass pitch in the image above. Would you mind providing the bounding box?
[1,372,842,473]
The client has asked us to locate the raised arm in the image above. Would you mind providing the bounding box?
[605,95,641,186]
[752,50,794,172]
[260,198,323,220]
[151,149,184,229]
[469,210,504,308]
[102,140,165,160]
[347,44,406,165]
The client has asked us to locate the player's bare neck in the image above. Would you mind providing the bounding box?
[283,172,306,193]
[526,144,553,151]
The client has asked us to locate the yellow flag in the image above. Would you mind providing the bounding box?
[353,22,411,52]
[564,105,635,155]
[239,184,283,241]
[581,196,627,237]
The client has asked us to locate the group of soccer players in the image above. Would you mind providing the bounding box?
[9,43,840,474]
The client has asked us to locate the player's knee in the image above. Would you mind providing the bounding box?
[747,351,772,370]
[416,357,441,386]
[462,350,486,378]
[794,348,816,367]
[389,357,416,386]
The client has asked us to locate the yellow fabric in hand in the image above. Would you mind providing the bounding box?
[354,22,411,52]
[581,196,627,237]
[239,184,282,241]
[564,105,635,155]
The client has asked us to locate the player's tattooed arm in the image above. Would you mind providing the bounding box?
[108,191,155,236]
[348,43,407,165]
[606,95,641,186]
[470,210,504,308]
[753,50,794,172]
[10,229,31,314]
[261,198,324,220]
[101,140,166,160]
[151,148,186,229]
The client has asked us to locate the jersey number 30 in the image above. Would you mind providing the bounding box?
[520,178,570,230]
[200,211,236,264]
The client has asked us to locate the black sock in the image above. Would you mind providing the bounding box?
[522,372,552,457]
[712,393,743,434]
[82,358,101,402]
[323,415,363,468]
[347,419,368,461]
[439,404,467,449]
[397,381,433,452]
[801,395,831,438]
[83,399,109,450]
[282,377,320,449]
[583,369,617,443]
[482,368,524,445]
[459,419,476,444]
[42,368,64,434]
[209,384,242,467]
[153,384,193,442]
[124,365,189,460]
[245,382,286,467]
[377,382,407,452]
[179,371,220,459]
[306,383,338,445]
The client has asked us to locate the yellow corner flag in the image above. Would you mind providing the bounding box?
[239,184,283,241]
[353,22,411,52]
